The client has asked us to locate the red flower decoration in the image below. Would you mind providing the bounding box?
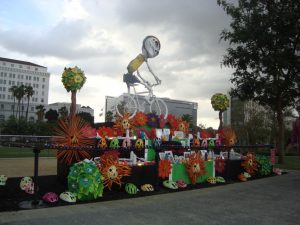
[159,160,172,179]
[134,112,147,126]
[215,157,226,173]
[159,114,167,128]
[241,152,258,175]
[97,127,113,138]
[201,130,211,139]
[167,114,178,129]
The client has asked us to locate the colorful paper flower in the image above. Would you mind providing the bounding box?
[241,152,258,175]
[53,116,94,165]
[167,114,178,129]
[61,66,86,92]
[185,152,206,184]
[147,113,159,128]
[256,155,272,176]
[159,114,167,128]
[211,93,229,112]
[97,127,113,138]
[134,112,147,126]
[158,159,172,179]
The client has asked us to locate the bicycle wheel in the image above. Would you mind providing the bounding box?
[115,94,137,119]
[150,98,168,120]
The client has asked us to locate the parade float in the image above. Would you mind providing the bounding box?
[0,36,279,211]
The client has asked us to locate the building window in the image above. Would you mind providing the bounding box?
[37,77,39,81]
[11,64,14,67]
[0,115,4,122]
[43,78,45,82]
[3,80,6,84]
[0,87,2,91]
[29,76,31,80]
[21,75,23,79]
[41,98,44,103]
[31,107,34,112]
[1,104,4,109]
[9,73,12,78]
[3,87,5,91]
[27,66,30,69]
[13,74,15,78]
[42,84,45,89]
[35,68,38,71]
[11,105,14,110]
[19,65,23,68]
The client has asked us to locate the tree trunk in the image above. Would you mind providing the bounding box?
[26,99,29,121]
[218,111,223,130]
[276,105,285,164]
[70,90,77,118]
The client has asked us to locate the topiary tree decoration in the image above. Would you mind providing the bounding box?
[62,66,86,118]
[211,93,229,130]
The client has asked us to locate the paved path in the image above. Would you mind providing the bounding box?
[0,170,299,225]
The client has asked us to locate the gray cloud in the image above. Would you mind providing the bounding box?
[0,19,121,59]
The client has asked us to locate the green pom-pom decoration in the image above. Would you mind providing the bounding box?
[256,155,272,176]
[62,66,86,92]
[211,93,229,112]
[68,159,104,201]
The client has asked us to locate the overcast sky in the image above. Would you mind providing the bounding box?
[0,0,234,128]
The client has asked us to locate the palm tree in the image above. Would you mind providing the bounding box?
[36,104,46,122]
[24,85,34,121]
[15,85,25,120]
[8,85,18,118]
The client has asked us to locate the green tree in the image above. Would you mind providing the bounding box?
[24,85,34,121]
[105,110,113,122]
[58,106,69,119]
[8,85,17,118]
[35,105,46,122]
[77,112,94,125]
[218,0,300,163]
[45,109,59,122]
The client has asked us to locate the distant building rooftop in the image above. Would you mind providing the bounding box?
[0,57,46,68]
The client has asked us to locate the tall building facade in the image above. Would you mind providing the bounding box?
[105,94,198,126]
[0,57,50,121]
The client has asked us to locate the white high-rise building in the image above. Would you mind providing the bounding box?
[0,57,50,121]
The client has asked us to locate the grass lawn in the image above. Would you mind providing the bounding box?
[275,156,300,170]
[0,146,56,158]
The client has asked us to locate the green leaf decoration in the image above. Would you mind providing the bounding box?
[68,159,104,201]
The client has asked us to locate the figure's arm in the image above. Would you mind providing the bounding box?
[127,54,145,73]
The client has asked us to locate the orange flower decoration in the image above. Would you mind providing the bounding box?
[53,116,94,165]
[134,112,147,126]
[241,152,258,175]
[97,126,113,138]
[158,159,172,179]
[215,157,226,173]
[114,112,133,134]
[99,154,131,190]
[185,152,206,184]
[177,118,189,134]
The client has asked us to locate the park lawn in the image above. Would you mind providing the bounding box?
[0,146,56,158]
[275,156,300,171]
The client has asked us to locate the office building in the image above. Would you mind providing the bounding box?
[0,57,50,121]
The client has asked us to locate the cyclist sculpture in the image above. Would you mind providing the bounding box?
[115,36,168,119]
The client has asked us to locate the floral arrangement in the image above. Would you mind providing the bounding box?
[98,153,131,190]
[53,116,94,165]
[68,159,104,201]
[185,152,206,184]
[256,155,272,176]
[158,159,172,179]
[241,152,258,175]
[215,157,226,173]
[62,66,86,92]
[97,127,113,138]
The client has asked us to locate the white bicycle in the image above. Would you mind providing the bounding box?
[115,36,168,120]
